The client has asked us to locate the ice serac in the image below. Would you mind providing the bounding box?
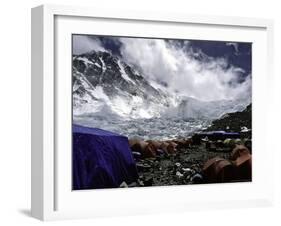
[164,97,249,120]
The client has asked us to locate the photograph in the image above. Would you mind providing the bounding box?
[72,34,252,190]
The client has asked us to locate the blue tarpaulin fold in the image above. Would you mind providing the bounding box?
[73,125,138,190]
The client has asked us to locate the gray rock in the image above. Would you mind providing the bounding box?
[119,181,128,188]
[191,173,203,184]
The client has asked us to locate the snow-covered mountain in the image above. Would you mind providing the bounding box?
[73,50,249,121]
[73,50,170,119]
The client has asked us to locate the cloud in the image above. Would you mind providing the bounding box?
[119,38,251,102]
[72,35,251,103]
[72,35,105,55]
[226,42,239,54]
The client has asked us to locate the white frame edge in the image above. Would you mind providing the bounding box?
[31,4,274,221]
[32,5,55,220]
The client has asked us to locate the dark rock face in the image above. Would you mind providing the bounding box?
[207,104,252,135]
[73,50,168,105]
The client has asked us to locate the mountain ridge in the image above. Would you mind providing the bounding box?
[72,50,250,120]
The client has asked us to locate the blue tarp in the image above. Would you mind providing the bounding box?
[73,125,138,190]
[194,131,240,141]
[199,131,240,136]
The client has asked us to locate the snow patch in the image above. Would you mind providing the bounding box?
[118,60,136,85]
[94,62,101,68]
[149,80,167,92]
[92,86,110,102]
[76,57,94,66]
[100,57,106,74]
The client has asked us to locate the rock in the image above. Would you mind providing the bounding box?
[241,126,251,133]
[185,175,191,181]
[120,181,128,188]
[176,171,184,178]
[182,168,192,173]
[128,182,138,187]
[201,136,209,142]
[175,162,181,168]
[137,179,144,186]
[132,151,141,159]
[136,162,151,171]
[191,173,203,184]
[206,104,251,135]
[143,177,153,186]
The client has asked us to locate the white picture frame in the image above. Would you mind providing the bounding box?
[31,4,274,221]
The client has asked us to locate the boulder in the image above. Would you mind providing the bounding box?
[191,173,204,184]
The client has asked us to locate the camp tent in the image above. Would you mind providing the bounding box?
[73,125,138,190]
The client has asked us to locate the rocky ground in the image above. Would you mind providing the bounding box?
[206,104,252,138]
[124,104,252,188]
[135,144,232,187]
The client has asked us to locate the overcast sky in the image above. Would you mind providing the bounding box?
[72,34,251,102]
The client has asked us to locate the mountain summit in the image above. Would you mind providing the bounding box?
[73,50,249,120]
[73,50,170,118]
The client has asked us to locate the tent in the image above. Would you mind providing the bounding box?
[73,125,138,190]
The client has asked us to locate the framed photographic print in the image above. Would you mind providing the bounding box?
[31,4,274,221]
